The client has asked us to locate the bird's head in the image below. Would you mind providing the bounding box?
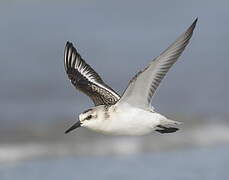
[65,108,99,134]
[79,108,98,125]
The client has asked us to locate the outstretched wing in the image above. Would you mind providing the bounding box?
[64,42,120,106]
[118,18,197,109]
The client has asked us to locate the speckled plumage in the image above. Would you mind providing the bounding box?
[64,42,120,106]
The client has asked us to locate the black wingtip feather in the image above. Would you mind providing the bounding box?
[185,18,198,37]
[66,41,72,46]
[191,17,198,29]
[65,41,80,70]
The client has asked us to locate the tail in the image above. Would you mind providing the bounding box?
[156,119,182,134]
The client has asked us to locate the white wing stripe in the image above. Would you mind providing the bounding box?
[92,81,120,99]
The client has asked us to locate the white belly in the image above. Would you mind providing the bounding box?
[85,104,161,136]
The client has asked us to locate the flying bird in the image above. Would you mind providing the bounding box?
[64,18,197,135]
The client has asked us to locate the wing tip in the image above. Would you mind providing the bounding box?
[190,17,198,30]
[186,17,198,36]
[64,41,71,70]
[65,41,79,55]
[193,17,198,24]
[64,41,80,71]
[66,41,72,47]
[65,41,74,53]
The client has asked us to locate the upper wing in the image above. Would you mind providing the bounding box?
[118,18,197,109]
[64,42,120,106]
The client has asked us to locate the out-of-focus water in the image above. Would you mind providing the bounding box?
[0,146,228,180]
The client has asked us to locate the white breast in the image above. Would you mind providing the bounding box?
[86,103,161,135]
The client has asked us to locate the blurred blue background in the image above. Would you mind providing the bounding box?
[0,0,228,179]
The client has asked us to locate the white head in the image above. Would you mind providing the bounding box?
[65,106,105,134]
[79,108,98,126]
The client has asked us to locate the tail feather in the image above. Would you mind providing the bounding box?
[156,125,179,134]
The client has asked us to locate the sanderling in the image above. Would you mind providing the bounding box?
[64,18,197,135]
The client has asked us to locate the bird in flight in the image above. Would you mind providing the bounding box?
[64,18,197,135]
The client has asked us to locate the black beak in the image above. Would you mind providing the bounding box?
[65,121,81,134]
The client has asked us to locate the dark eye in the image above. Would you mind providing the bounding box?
[85,115,92,120]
